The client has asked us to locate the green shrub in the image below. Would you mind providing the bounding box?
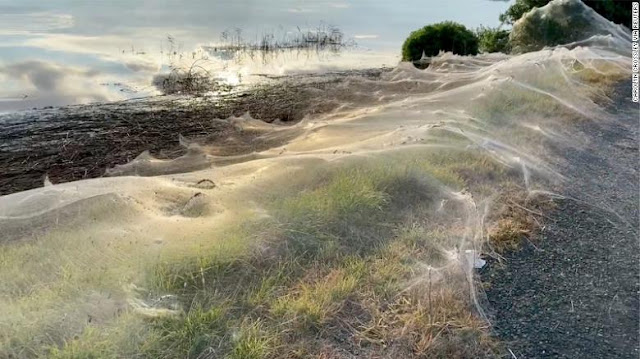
[401,21,479,61]
[476,26,511,53]
[500,0,632,29]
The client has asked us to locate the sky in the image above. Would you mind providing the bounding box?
[0,0,511,112]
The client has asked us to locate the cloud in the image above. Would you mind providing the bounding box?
[354,35,379,39]
[286,3,349,13]
[22,33,162,75]
[24,33,140,58]
[5,62,58,92]
[20,30,190,65]
[0,12,74,35]
[286,8,313,13]
[0,60,125,111]
[124,59,161,73]
[2,61,96,91]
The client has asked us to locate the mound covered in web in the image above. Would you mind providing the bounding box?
[510,0,631,53]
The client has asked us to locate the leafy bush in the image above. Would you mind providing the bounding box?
[401,21,478,62]
[476,26,511,53]
[500,0,632,29]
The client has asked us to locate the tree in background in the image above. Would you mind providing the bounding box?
[500,0,632,28]
[476,26,511,53]
[401,21,478,61]
[499,0,550,25]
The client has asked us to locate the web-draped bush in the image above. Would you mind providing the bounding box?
[401,21,479,61]
[508,0,616,53]
[500,0,632,29]
[476,26,511,54]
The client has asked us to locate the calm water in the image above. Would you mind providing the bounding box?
[0,0,509,112]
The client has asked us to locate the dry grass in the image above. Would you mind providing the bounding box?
[37,153,514,359]
[1,47,627,358]
[485,188,555,254]
[0,134,562,359]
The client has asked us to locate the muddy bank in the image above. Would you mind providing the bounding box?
[0,68,387,196]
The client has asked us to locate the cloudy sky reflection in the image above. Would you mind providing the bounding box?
[0,0,509,112]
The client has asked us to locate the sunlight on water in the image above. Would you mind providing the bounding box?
[0,0,509,111]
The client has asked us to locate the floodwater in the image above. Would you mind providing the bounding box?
[0,0,508,112]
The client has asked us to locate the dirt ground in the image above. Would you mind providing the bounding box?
[481,81,639,358]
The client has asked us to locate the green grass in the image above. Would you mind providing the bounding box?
[0,228,143,358]
[271,260,364,328]
[12,151,512,359]
[147,224,256,293]
[2,48,622,357]
[146,306,227,359]
[132,159,502,357]
[227,320,274,359]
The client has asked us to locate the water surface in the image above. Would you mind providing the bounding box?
[0,0,508,112]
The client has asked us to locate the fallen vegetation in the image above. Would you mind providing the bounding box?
[0,69,386,195]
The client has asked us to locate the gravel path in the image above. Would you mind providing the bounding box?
[482,81,639,358]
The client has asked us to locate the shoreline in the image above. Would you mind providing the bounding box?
[0,68,388,196]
